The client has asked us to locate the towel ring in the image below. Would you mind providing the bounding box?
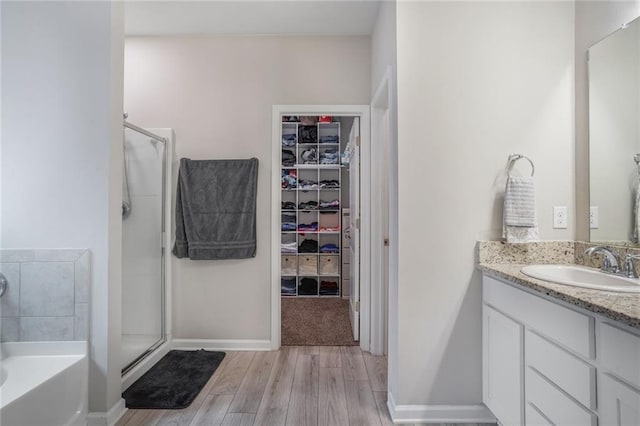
[506,154,535,177]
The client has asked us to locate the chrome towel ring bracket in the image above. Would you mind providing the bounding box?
[506,153,535,177]
[0,272,7,298]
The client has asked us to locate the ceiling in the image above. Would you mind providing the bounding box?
[124,1,382,36]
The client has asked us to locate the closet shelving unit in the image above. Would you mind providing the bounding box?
[281,118,342,297]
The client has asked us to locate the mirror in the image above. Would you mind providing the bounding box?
[589,16,640,247]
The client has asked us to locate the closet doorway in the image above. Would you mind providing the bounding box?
[272,105,371,349]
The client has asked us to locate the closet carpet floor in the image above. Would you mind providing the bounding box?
[281,298,358,346]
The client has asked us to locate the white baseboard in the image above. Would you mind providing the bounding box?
[172,338,272,351]
[387,392,496,424]
[86,398,127,426]
[122,341,172,390]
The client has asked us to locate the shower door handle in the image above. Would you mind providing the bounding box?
[0,272,7,298]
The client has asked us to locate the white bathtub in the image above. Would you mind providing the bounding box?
[0,341,88,426]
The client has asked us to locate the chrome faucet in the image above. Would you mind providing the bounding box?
[583,246,621,274]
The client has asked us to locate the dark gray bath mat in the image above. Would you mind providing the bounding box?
[122,349,225,409]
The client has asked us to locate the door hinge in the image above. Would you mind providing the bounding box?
[384,238,389,247]
[355,218,360,229]
[355,136,360,147]
[355,301,360,312]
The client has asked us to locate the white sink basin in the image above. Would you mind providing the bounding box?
[521,264,640,293]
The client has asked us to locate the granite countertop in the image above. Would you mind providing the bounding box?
[478,263,640,330]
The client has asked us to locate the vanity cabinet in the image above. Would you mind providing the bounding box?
[482,274,640,426]
[483,305,524,426]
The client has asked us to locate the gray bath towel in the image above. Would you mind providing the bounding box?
[173,158,259,260]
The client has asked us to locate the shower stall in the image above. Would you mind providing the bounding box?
[121,121,172,374]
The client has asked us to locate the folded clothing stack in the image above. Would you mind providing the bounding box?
[282,201,296,210]
[320,243,339,253]
[298,180,318,190]
[298,126,318,143]
[320,180,339,189]
[281,242,298,253]
[301,148,317,164]
[298,278,318,295]
[319,135,339,144]
[298,222,318,232]
[319,281,339,295]
[281,170,297,189]
[299,200,318,210]
[282,134,296,147]
[319,149,339,165]
[319,199,339,210]
[282,150,296,166]
[299,239,318,253]
[281,214,297,231]
[281,278,297,296]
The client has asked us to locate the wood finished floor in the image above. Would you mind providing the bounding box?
[117,346,493,426]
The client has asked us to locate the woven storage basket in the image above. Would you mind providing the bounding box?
[319,255,339,275]
[298,255,318,275]
[281,256,297,275]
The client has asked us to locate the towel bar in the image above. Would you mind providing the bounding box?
[506,154,535,177]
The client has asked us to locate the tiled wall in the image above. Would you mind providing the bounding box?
[0,249,90,342]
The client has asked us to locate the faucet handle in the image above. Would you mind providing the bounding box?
[623,254,640,278]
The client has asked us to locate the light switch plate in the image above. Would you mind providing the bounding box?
[590,206,599,229]
[553,206,568,229]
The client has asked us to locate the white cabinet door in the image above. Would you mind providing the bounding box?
[483,305,524,426]
[599,373,640,426]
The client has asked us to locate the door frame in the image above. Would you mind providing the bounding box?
[271,105,371,351]
[370,69,394,356]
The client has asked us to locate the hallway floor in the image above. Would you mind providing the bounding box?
[117,346,492,426]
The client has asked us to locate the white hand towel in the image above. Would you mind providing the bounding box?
[503,175,539,243]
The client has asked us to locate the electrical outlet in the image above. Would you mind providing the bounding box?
[553,206,568,229]
[590,206,599,229]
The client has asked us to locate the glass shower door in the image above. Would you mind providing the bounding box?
[121,126,166,373]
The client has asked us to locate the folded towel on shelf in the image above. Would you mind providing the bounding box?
[281,242,298,253]
[503,175,539,243]
[173,158,259,260]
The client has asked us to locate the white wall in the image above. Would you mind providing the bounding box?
[0,1,125,413]
[124,36,370,342]
[589,20,640,241]
[395,0,574,407]
[575,0,640,240]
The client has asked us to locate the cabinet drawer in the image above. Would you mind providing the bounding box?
[525,367,596,426]
[484,276,594,358]
[526,330,595,409]
[598,322,640,389]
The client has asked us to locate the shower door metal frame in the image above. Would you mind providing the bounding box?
[121,121,169,375]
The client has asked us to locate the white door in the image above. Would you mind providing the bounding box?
[349,118,360,341]
[381,110,390,354]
